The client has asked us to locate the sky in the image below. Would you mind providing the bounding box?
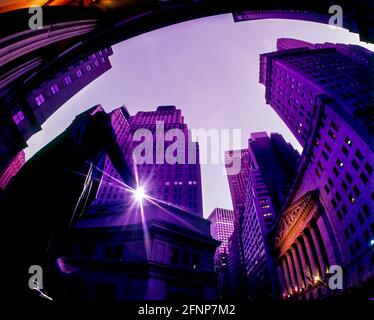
[25,14,374,218]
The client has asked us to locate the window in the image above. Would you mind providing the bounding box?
[328,178,334,187]
[342,204,348,215]
[333,167,339,177]
[324,184,330,194]
[86,64,92,72]
[336,159,344,168]
[355,150,364,161]
[349,193,356,204]
[335,191,341,202]
[50,83,59,95]
[12,111,25,125]
[345,173,353,183]
[344,136,352,146]
[76,69,83,78]
[357,212,364,225]
[360,172,368,185]
[365,162,373,175]
[182,251,189,267]
[35,94,45,106]
[353,185,360,197]
[363,205,370,218]
[344,229,350,240]
[336,210,343,221]
[341,181,348,191]
[64,76,72,85]
[341,145,348,156]
[171,248,179,264]
[351,159,359,171]
[330,120,339,131]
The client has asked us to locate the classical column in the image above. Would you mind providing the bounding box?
[299,233,319,285]
[304,228,322,277]
[281,256,292,294]
[277,263,286,297]
[293,242,307,289]
[309,219,329,275]
[286,251,297,292]
[290,245,305,291]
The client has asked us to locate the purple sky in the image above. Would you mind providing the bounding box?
[25,14,374,217]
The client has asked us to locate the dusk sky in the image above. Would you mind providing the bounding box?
[25,14,374,217]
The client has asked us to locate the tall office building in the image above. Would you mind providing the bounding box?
[260,39,373,146]
[0,47,113,175]
[208,207,234,299]
[93,106,134,205]
[129,106,203,215]
[0,150,25,190]
[93,105,203,216]
[260,39,374,300]
[243,132,299,301]
[208,208,234,260]
[225,149,249,298]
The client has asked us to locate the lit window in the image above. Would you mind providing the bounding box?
[35,94,45,106]
[12,111,25,125]
[50,83,59,95]
[64,76,72,85]
[76,69,83,78]
[344,136,352,146]
[86,64,92,72]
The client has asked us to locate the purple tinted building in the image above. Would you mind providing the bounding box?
[93,105,203,216]
[208,208,234,299]
[130,106,203,215]
[0,47,113,175]
[260,39,374,300]
[208,208,234,260]
[243,132,299,301]
[225,149,249,298]
[57,199,219,301]
[0,150,25,190]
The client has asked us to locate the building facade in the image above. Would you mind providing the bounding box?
[208,208,234,299]
[55,199,219,301]
[260,39,374,300]
[242,132,299,301]
[129,106,203,215]
[0,150,25,190]
[208,208,234,260]
[0,47,113,175]
[225,149,249,299]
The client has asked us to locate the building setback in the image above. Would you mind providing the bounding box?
[260,39,374,300]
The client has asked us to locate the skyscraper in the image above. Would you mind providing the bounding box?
[225,149,249,299]
[260,39,374,300]
[0,47,113,176]
[208,208,234,260]
[208,207,234,299]
[93,105,203,216]
[243,132,299,301]
[260,39,373,146]
[130,106,203,215]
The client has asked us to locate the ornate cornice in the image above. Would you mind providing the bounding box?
[275,190,319,257]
